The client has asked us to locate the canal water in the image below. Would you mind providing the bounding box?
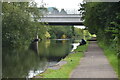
[2,39,80,78]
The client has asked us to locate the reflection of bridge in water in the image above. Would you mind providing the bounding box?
[39,14,84,25]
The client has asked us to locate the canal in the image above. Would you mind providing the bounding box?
[2,39,80,78]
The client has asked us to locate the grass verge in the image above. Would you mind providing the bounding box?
[36,44,88,78]
[98,42,118,77]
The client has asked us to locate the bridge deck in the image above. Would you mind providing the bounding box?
[39,14,84,25]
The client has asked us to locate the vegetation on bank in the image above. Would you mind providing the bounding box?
[99,42,118,77]
[2,2,45,48]
[80,2,120,55]
[80,2,120,78]
[36,44,88,78]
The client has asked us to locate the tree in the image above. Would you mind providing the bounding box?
[74,27,84,39]
[79,2,120,54]
[2,2,48,48]
[45,31,51,39]
[48,26,73,39]
[47,7,59,14]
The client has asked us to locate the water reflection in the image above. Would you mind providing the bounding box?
[29,41,39,54]
[2,39,73,78]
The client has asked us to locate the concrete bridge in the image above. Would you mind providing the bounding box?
[39,14,84,25]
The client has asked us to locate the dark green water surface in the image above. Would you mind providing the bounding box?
[2,39,74,78]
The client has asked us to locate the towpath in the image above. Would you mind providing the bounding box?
[70,41,118,78]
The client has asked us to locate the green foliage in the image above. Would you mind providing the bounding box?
[45,31,51,39]
[99,42,118,77]
[39,7,48,15]
[2,2,47,48]
[83,30,91,40]
[48,26,73,39]
[48,26,84,39]
[80,2,120,54]
[74,27,83,39]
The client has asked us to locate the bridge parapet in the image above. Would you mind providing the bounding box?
[39,14,84,25]
[42,14,82,18]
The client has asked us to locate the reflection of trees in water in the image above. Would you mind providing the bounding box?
[2,47,47,78]
[38,40,72,61]
[2,40,73,78]
[29,39,72,61]
[29,41,39,54]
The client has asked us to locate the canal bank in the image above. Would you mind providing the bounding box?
[35,43,88,78]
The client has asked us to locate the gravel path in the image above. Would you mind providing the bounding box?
[70,41,118,78]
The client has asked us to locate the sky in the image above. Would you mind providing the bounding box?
[34,0,83,14]
[34,0,85,29]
